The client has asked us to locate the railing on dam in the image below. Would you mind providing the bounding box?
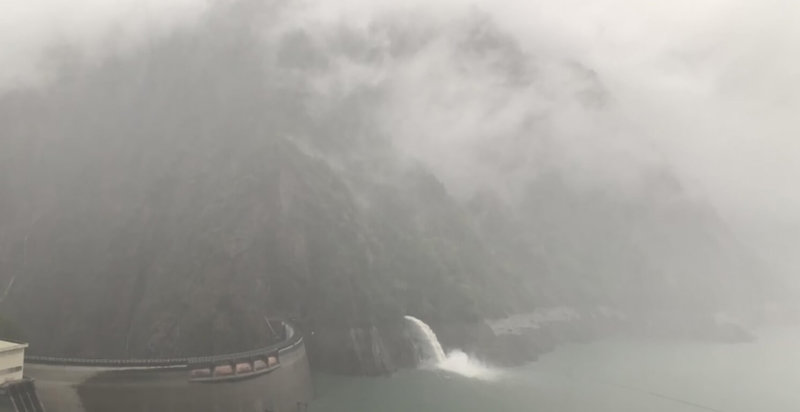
[23,320,314,411]
[24,320,303,370]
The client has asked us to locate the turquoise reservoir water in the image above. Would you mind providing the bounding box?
[310,327,800,412]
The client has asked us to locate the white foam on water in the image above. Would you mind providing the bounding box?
[404,315,500,381]
[438,349,499,380]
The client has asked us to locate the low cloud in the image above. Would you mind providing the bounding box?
[5,0,800,271]
[1,0,209,92]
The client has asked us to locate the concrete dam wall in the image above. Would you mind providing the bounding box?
[24,322,312,412]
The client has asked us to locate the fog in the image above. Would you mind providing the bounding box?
[289,0,800,277]
[5,7,800,412]
[5,0,798,278]
[2,0,800,370]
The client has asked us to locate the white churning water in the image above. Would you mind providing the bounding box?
[403,315,497,380]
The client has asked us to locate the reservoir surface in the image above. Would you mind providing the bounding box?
[310,327,800,412]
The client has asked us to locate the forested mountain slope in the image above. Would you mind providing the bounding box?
[0,0,766,373]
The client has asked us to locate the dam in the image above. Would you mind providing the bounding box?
[23,321,312,412]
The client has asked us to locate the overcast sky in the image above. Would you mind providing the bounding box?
[3,0,799,272]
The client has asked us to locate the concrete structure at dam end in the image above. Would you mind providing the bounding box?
[23,321,312,412]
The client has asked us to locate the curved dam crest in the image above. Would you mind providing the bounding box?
[24,321,313,412]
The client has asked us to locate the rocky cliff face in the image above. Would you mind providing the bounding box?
[0,0,768,374]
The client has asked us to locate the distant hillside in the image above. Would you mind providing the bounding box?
[0,1,766,374]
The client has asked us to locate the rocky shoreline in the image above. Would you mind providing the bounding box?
[305,307,757,375]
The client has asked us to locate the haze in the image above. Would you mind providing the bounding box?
[5,0,798,278]
[4,2,800,411]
